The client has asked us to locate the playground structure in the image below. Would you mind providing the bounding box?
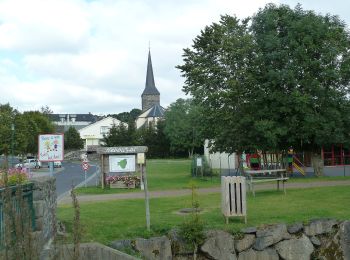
[242,151,306,196]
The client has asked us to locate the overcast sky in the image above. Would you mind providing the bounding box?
[0,0,349,115]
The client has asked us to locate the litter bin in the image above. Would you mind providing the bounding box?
[221,176,247,223]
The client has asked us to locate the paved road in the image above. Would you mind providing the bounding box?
[29,161,99,198]
[55,161,98,197]
[57,179,350,205]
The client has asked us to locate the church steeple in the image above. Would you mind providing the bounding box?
[142,50,160,111]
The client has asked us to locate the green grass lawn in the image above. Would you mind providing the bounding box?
[58,185,350,244]
[75,159,221,195]
[75,159,350,195]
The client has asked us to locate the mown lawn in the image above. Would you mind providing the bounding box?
[75,159,350,195]
[75,159,221,195]
[58,185,350,244]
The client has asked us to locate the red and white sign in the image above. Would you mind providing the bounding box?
[82,162,90,171]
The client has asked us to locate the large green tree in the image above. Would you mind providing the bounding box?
[64,127,84,150]
[164,99,205,157]
[177,4,350,175]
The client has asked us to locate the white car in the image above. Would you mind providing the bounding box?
[54,161,62,168]
[47,161,62,168]
[15,159,41,169]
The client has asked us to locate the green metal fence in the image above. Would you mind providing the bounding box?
[0,183,35,246]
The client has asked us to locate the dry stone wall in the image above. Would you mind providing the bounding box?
[31,176,57,251]
[112,219,350,260]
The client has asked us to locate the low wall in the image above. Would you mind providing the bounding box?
[31,176,57,252]
[41,242,138,260]
[115,219,350,260]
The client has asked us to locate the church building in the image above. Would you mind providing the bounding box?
[136,50,165,128]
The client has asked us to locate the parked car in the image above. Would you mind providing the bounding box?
[46,161,62,168]
[54,161,62,168]
[15,159,41,169]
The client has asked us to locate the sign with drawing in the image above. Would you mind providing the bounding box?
[109,155,136,173]
[38,134,64,161]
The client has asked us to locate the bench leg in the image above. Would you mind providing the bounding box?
[283,180,286,195]
[277,180,280,191]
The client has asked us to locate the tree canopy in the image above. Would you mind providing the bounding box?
[0,104,55,159]
[177,4,350,156]
[64,127,84,150]
[164,98,205,157]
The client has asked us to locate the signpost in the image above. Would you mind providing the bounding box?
[81,161,90,188]
[38,134,64,176]
[97,146,150,231]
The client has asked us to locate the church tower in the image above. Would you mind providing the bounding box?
[142,50,160,112]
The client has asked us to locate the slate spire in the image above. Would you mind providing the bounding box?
[142,50,160,95]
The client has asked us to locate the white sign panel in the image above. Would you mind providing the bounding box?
[109,155,136,173]
[38,134,64,162]
[197,158,202,167]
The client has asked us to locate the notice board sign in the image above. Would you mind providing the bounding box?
[109,155,136,173]
[38,134,64,162]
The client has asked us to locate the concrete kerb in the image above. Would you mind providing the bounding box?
[56,165,100,203]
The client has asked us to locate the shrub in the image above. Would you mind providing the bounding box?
[0,168,29,187]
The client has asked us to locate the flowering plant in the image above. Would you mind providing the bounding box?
[0,168,29,187]
[106,175,140,187]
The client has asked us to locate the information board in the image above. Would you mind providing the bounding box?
[38,134,64,161]
[109,155,136,173]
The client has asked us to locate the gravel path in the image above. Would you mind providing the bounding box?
[57,180,350,205]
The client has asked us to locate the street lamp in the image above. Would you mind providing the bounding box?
[11,123,14,167]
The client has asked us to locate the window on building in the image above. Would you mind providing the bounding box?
[100,126,110,134]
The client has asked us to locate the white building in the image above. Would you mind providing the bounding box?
[50,113,100,132]
[204,140,237,174]
[79,116,126,149]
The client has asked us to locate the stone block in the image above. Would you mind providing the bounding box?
[254,224,288,251]
[135,236,172,260]
[35,217,43,231]
[238,248,279,260]
[304,219,337,236]
[235,234,255,253]
[287,222,303,234]
[201,230,236,260]
[275,234,314,260]
[34,201,44,217]
[340,221,350,260]
[168,228,193,255]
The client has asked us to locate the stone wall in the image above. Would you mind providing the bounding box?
[31,176,57,251]
[113,219,350,260]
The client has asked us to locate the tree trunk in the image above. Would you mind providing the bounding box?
[237,152,245,176]
[311,152,324,177]
[188,147,194,158]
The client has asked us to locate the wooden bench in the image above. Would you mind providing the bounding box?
[244,169,289,196]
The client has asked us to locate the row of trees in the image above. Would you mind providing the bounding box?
[177,4,350,175]
[0,103,55,164]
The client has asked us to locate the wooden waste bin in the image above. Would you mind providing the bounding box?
[221,176,247,224]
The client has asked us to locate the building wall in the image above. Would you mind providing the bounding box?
[142,94,160,111]
[79,117,125,149]
[204,140,237,173]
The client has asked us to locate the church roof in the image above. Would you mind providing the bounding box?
[139,104,165,118]
[142,50,160,96]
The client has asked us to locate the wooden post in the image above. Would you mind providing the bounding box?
[101,154,105,189]
[142,164,151,231]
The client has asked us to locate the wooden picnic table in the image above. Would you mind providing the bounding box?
[244,169,289,196]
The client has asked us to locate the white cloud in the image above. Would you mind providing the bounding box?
[0,0,348,114]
